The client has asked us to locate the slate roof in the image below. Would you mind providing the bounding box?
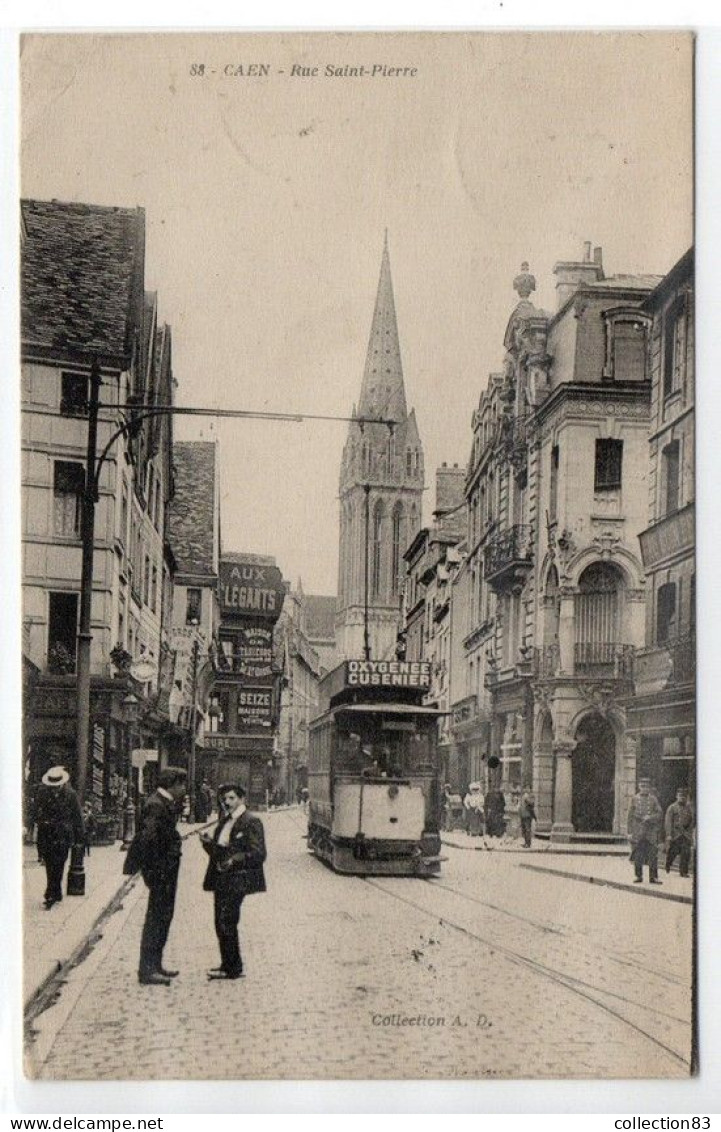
[304,594,337,642]
[167,442,218,579]
[20,198,145,368]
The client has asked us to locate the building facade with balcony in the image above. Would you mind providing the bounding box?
[400,467,466,784]
[513,248,658,839]
[626,249,695,814]
[460,249,659,839]
[21,199,177,818]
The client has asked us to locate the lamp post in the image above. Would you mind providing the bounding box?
[188,631,200,822]
[121,693,139,849]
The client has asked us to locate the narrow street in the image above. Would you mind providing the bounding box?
[26,809,693,1081]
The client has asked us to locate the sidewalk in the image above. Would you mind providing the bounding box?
[441,831,629,856]
[23,820,211,1007]
[23,840,136,1007]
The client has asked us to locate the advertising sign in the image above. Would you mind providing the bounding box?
[237,686,273,729]
[219,623,275,682]
[219,558,285,621]
[345,659,432,689]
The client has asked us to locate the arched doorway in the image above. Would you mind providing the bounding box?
[572,713,616,833]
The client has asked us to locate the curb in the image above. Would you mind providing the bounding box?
[518,862,693,905]
[441,837,628,857]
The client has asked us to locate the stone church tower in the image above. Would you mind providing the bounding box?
[335,234,424,661]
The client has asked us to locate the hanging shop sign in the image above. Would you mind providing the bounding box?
[219,558,285,621]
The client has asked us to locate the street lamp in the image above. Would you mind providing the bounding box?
[188,629,201,822]
[121,693,139,849]
[72,385,396,817]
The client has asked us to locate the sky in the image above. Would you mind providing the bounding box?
[20,32,693,594]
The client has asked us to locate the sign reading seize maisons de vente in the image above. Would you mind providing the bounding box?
[345,659,432,689]
[219,559,285,621]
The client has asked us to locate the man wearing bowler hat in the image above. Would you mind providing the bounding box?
[35,766,85,909]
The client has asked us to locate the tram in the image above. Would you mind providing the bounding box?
[307,659,444,876]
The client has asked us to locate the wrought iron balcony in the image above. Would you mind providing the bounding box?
[574,642,635,679]
[483,524,533,591]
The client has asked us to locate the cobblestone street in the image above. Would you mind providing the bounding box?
[26,809,693,1081]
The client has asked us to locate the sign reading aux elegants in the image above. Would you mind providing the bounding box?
[345,659,432,689]
[219,559,285,621]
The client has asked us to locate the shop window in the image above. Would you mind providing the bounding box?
[594,439,623,492]
[53,461,84,537]
[656,582,677,644]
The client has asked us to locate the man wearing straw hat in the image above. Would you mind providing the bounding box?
[35,766,84,909]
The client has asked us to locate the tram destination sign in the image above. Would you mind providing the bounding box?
[345,659,431,689]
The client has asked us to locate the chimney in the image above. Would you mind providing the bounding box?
[553,241,605,310]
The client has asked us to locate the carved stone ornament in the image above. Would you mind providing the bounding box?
[533,684,553,713]
[513,262,536,300]
[577,683,619,716]
[592,531,622,558]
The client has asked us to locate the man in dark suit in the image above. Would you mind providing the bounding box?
[124,766,187,986]
[201,784,266,980]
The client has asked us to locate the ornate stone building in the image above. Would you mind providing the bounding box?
[335,235,424,661]
[455,245,661,839]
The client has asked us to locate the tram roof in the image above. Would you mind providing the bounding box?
[334,703,446,717]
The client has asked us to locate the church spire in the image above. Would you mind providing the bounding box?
[358,233,408,422]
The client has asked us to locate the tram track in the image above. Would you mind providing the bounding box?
[428,875,687,988]
[285,806,691,1069]
[361,875,691,1071]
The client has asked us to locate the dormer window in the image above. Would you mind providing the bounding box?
[602,308,650,382]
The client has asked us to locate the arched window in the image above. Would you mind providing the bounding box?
[372,501,385,598]
[391,503,404,596]
[406,449,412,477]
[575,562,624,671]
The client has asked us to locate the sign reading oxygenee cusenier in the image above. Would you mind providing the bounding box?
[219,558,285,621]
[345,659,431,689]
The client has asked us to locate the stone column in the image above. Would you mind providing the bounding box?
[557,587,576,675]
[532,742,554,832]
[550,739,576,842]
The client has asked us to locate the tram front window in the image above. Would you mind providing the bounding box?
[336,719,434,777]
